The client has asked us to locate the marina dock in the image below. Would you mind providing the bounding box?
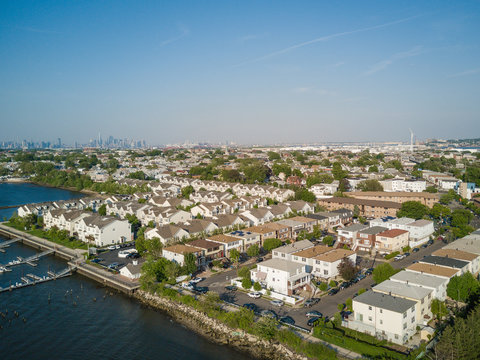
[0,267,75,293]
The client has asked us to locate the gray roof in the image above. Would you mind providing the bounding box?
[389,270,448,288]
[373,280,432,300]
[83,215,119,228]
[274,240,314,254]
[359,226,388,235]
[259,258,305,275]
[409,219,433,227]
[306,214,328,221]
[443,233,480,255]
[390,217,415,225]
[342,223,369,232]
[354,290,416,313]
[420,255,469,269]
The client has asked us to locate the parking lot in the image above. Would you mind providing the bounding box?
[91,242,137,271]
[198,239,445,329]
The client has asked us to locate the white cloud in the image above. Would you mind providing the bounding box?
[363,46,424,76]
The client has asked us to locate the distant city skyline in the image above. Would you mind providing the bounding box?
[1,1,479,144]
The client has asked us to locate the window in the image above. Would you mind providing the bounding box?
[411,317,415,323]
[281,253,285,258]
[395,334,399,340]
[403,312,407,318]
[421,299,424,304]
[368,316,372,321]
[379,320,383,325]
[380,309,383,314]
[369,306,372,311]
[324,270,328,275]
[403,323,407,330]
[302,258,306,262]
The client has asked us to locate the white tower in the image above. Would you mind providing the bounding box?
[409,128,414,153]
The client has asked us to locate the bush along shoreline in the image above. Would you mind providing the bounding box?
[135,283,337,360]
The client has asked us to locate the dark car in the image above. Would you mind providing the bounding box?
[194,286,209,294]
[127,252,140,259]
[306,310,323,318]
[413,247,420,252]
[404,252,410,257]
[256,257,264,263]
[427,239,434,245]
[365,268,373,275]
[280,316,295,325]
[260,309,278,320]
[304,297,320,307]
[307,316,321,327]
[356,274,366,281]
[339,282,350,290]
[328,288,338,296]
[225,285,237,292]
[91,258,102,263]
[421,244,428,249]
[243,303,258,312]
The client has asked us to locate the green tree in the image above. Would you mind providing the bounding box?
[246,244,260,258]
[242,277,252,290]
[431,299,448,320]
[253,317,277,340]
[425,186,438,193]
[397,201,429,219]
[181,185,194,199]
[184,252,198,274]
[229,249,241,264]
[267,151,281,161]
[253,282,262,291]
[430,203,451,220]
[447,272,480,302]
[332,162,348,180]
[346,298,353,311]
[98,204,107,216]
[451,209,473,228]
[263,238,283,252]
[368,165,378,173]
[373,263,398,284]
[295,188,316,202]
[322,235,334,246]
[357,179,383,192]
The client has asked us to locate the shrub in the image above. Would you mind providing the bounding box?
[242,277,252,290]
[358,288,366,295]
[318,282,328,291]
[253,282,262,291]
[329,280,337,288]
[384,251,400,260]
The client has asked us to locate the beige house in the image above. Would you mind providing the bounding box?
[375,229,409,254]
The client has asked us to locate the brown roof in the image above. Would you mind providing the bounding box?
[406,263,459,278]
[207,234,241,244]
[318,197,402,209]
[432,249,479,262]
[244,225,277,235]
[314,249,355,263]
[377,229,409,238]
[187,239,222,251]
[163,244,202,255]
[292,245,331,258]
[349,191,440,199]
[263,222,291,231]
[289,216,316,224]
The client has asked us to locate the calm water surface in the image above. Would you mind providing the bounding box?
[0,184,250,360]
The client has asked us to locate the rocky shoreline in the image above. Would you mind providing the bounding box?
[135,290,308,360]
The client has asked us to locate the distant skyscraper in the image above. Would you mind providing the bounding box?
[57,138,62,148]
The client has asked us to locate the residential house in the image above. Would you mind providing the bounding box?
[432,248,480,276]
[240,208,274,226]
[186,239,224,264]
[390,270,449,301]
[207,234,244,257]
[317,197,401,218]
[250,258,311,296]
[419,255,470,275]
[272,240,314,261]
[229,230,261,251]
[346,291,417,345]
[144,225,189,245]
[354,226,388,252]
[405,263,460,279]
[337,224,369,248]
[74,215,131,247]
[162,244,203,267]
[375,229,409,254]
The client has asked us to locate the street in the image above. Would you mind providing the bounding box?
[199,239,446,329]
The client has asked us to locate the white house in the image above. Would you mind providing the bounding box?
[346,291,417,345]
[389,270,449,301]
[119,259,144,280]
[162,244,202,267]
[250,258,311,296]
[144,225,189,245]
[74,215,131,247]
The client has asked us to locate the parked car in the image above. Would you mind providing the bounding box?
[194,286,209,294]
[421,244,428,249]
[270,300,284,307]
[115,245,121,250]
[365,268,374,275]
[394,254,405,261]
[304,298,320,307]
[413,247,420,252]
[91,258,101,263]
[427,239,434,246]
[182,282,195,291]
[306,310,323,318]
[260,309,278,319]
[225,285,237,291]
[404,252,411,257]
[280,316,295,325]
[127,252,140,259]
[243,303,258,312]
[356,274,366,281]
[248,291,262,299]
[190,277,205,284]
[256,257,264,263]
[107,245,116,250]
[328,288,338,296]
[107,262,120,269]
[307,316,321,327]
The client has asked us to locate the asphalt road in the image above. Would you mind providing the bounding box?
[199,240,446,328]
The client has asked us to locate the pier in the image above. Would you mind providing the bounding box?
[0,267,75,293]
[2,249,55,268]
[0,238,21,248]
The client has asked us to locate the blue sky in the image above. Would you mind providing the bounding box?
[1,1,479,145]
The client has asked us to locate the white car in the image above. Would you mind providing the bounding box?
[248,292,262,299]
[182,283,195,291]
[394,254,405,261]
[107,245,116,250]
[270,300,284,307]
[190,277,204,284]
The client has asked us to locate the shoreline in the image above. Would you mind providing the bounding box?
[0,226,305,360]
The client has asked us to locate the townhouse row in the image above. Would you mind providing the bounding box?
[346,229,480,346]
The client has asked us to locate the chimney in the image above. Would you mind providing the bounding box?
[406,280,409,285]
